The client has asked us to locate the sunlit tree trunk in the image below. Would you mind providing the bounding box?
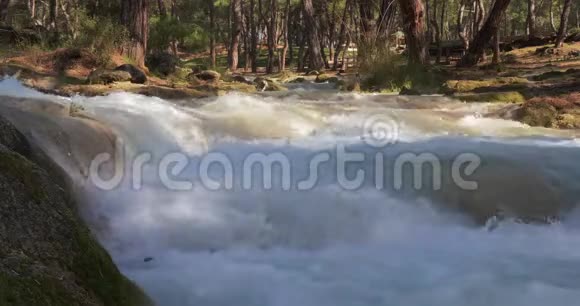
[527,0,537,39]
[459,0,512,67]
[207,0,216,68]
[229,0,243,71]
[457,0,469,51]
[550,0,558,34]
[397,0,429,66]
[280,0,291,71]
[266,0,277,73]
[334,0,351,70]
[121,0,149,68]
[555,0,573,47]
[302,0,325,70]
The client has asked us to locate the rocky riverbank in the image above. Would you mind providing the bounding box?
[0,104,152,305]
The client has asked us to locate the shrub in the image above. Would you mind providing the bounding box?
[149,17,208,53]
[66,12,127,66]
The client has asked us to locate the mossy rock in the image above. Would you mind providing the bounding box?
[87,69,132,85]
[254,77,287,91]
[290,77,306,83]
[555,113,580,129]
[315,74,332,83]
[443,77,529,93]
[518,102,558,127]
[0,145,152,306]
[115,64,147,84]
[456,91,526,103]
[269,71,299,82]
[196,70,221,82]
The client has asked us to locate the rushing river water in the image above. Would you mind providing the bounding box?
[3,79,580,306]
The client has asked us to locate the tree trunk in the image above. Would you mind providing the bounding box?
[249,0,258,72]
[302,0,325,71]
[457,0,469,51]
[121,0,149,68]
[208,0,216,68]
[0,0,9,24]
[492,31,500,65]
[550,0,558,33]
[476,0,485,31]
[431,0,439,58]
[555,0,573,48]
[157,0,167,18]
[527,0,537,39]
[266,0,277,73]
[334,0,351,70]
[229,0,243,71]
[458,0,512,67]
[397,0,429,66]
[438,0,446,63]
[280,0,291,71]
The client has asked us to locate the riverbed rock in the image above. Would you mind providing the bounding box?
[315,74,332,83]
[518,101,558,127]
[0,115,151,306]
[196,70,221,82]
[232,75,252,84]
[254,77,287,92]
[87,69,132,85]
[115,64,147,84]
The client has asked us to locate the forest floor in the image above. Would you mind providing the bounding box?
[0,42,579,128]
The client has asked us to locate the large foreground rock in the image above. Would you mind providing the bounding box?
[0,115,151,305]
[87,69,132,85]
[115,64,147,84]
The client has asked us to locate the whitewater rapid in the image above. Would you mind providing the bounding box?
[3,79,580,306]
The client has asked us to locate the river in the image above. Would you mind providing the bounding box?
[2,79,580,306]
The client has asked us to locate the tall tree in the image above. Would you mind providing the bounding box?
[266,0,277,73]
[457,0,470,50]
[550,0,558,33]
[249,0,258,72]
[121,0,149,68]
[229,0,243,71]
[157,0,167,18]
[397,0,429,66]
[527,0,537,39]
[208,0,216,68]
[458,0,512,67]
[280,0,291,71]
[0,0,9,24]
[302,0,325,70]
[555,0,573,48]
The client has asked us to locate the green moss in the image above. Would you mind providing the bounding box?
[71,228,152,306]
[456,91,526,103]
[0,151,46,201]
[519,103,558,127]
[0,150,152,306]
[0,273,75,306]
